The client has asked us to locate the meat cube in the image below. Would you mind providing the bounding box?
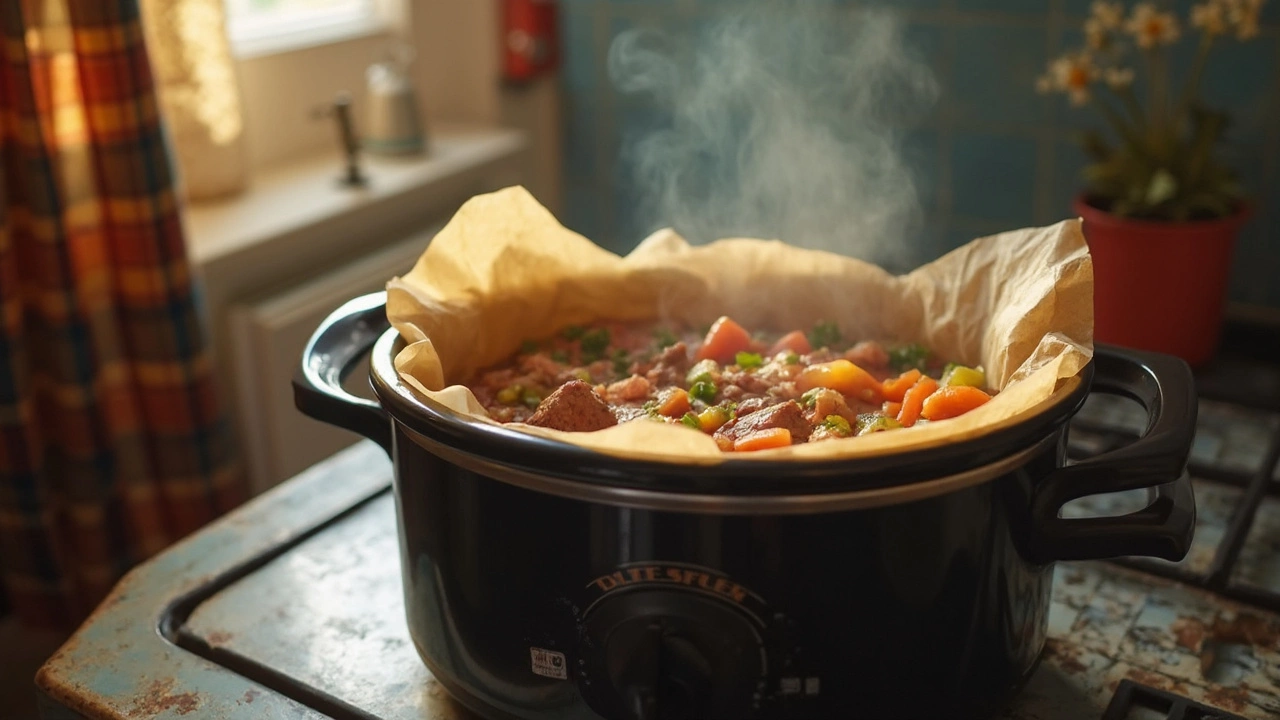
[645,342,692,388]
[526,380,619,433]
[807,388,858,423]
[606,374,653,402]
[715,400,811,445]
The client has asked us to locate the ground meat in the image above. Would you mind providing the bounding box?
[645,342,691,388]
[606,374,653,402]
[526,380,618,433]
[807,388,858,423]
[720,369,774,397]
[844,341,889,369]
[715,400,811,444]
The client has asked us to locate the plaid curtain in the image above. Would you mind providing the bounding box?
[0,0,244,629]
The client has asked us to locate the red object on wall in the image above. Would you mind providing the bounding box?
[501,0,559,83]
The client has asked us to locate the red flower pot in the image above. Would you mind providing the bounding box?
[1073,196,1249,368]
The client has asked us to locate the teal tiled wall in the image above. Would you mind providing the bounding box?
[558,0,1280,308]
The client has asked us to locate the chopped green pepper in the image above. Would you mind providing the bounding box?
[686,359,719,386]
[783,351,801,365]
[496,385,524,405]
[580,327,611,362]
[689,380,717,403]
[822,415,853,437]
[856,413,903,435]
[562,325,585,340]
[942,364,985,388]
[550,349,569,364]
[808,320,842,350]
[697,405,733,432]
[735,351,764,369]
[653,328,678,349]
[888,343,930,372]
[800,387,823,409]
[680,412,701,430]
[572,368,593,383]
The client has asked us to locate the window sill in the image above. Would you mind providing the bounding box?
[230,13,389,60]
[184,124,529,272]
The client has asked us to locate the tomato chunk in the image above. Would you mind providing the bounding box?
[695,316,753,364]
[921,385,992,421]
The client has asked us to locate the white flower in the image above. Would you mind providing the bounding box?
[1191,1,1229,35]
[1126,2,1182,48]
[1104,67,1136,88]
[1091,1,1127,29]
[1039,52,1101,106]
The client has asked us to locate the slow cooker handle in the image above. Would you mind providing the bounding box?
[1030,344,1197,563]
[293,291,392,453]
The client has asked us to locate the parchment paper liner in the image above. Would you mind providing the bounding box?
[386,186,1093,464]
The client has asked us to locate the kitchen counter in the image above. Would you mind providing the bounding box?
[35,451,1280,718]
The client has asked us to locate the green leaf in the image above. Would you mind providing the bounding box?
[1144,169,1178,206]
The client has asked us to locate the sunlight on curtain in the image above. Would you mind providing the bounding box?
[140,0,248,200]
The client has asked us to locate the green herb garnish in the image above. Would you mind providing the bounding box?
[822,415,853,437]
[680,412,701,430]
[808,320,842,350]
[856,413,903,435]
[580,327,611,362]
[735,351,763,369]
[689,380,717,403]
[562,325,585,340]
[888,343,930,372]
[783,351,800,365]
[800,387,823,409]
[653,328,678,349]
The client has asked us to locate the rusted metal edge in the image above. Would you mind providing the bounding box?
[34,441,394,720]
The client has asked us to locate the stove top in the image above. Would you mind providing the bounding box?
[33,326,1280,720]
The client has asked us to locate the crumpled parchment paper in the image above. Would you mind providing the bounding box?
[386,186,1093,463]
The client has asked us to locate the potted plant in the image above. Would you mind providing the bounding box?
[1036,0,1265,367]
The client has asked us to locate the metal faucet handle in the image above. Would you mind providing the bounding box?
[312,91,368,188]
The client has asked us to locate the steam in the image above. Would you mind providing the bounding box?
[607,1,938,268]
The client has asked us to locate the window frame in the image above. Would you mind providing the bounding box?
[225,0,400,60]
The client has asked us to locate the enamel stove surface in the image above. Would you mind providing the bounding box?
[34,330,1280,720]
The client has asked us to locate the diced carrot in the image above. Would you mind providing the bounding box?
[796,360,883,403]
[882,401,902,417]
[896,376,939,428]
[657,387,692,417]
[881,369,922,402]
[733,427,793,452]
[694,316,753,364]
[921,385,992,421]
[767,330,812,357]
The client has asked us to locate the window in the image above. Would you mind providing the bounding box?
[224,0,386,57]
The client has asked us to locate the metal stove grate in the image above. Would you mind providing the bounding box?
[1066,335,1280,615]
[1102,680,1251,720]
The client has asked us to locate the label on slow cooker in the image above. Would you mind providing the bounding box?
[530,647,568,680]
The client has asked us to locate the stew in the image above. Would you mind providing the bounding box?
[467,316,993,452]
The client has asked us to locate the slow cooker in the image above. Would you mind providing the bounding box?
[294,291,1196,720]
